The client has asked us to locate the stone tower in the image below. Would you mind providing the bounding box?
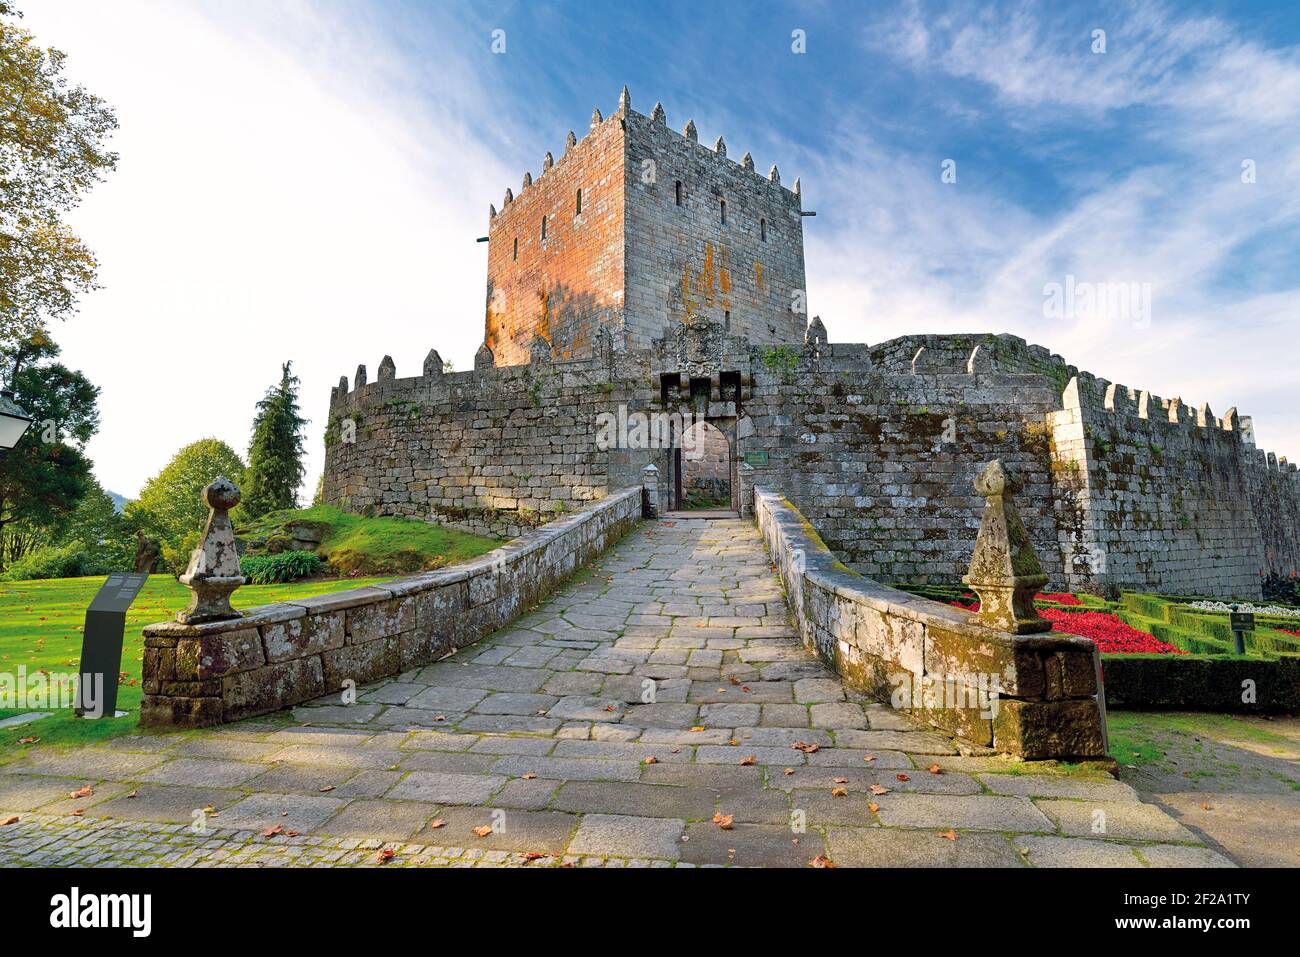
[484,88,808,365]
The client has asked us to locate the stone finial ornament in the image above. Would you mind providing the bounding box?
[176,478,246,624]
[684,119,697,142]
[523,171,532,188]
[961,461,1051,634]
[354,364,367,389]
[714,136,726,156]
[503,187,513,206]
[793,176,801,196]
[651,102,666,125]
[337,375,348,395]
[805,315,827,347]
[618,85,631,112]
[475,341,495,372]
[741,152,754,171]
[591,107,603,129]
[377,355,396,381]
[543,151,554,171]
[566,130,577,152]
[489,203,497,219]
[769,164,780,184]
[423,348,444,378]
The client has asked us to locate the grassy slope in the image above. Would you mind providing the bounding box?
[238,504,501,574]
[0,574,389,759]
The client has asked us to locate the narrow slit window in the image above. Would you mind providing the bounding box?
[760,218,766,241]
[512,238,518,261]
[720,199,726,225]
[724,310,731,329]
[675,180,682,206]
[576,188,582,214]
[540,216,547,240]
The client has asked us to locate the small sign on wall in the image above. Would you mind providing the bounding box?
[743,450,768,466]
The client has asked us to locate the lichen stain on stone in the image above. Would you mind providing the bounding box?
[754,260,764,291]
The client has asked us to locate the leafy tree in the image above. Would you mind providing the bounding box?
[242,361,308,519]
[133,438,245,570]
[1,1,119,348]
[0,331,99,570]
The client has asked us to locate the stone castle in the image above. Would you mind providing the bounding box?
[322,88,1300,601]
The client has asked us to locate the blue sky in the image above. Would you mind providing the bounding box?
[19,0,1300,498]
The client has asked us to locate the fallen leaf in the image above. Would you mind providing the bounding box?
[376,848,395,863]
[262,825,284,837]
[472,824,493,838]
[832,776,848,784]
[428,819,446,829]
[690,726,706,733]
[125,790,138,799]
[604,705,616,712]
[522,773,537,780]
[729,676,740,685]
[783,767,795,775]
[810,855,837,869]
[831,787,848,797]
[643,756,658,765]
[739,755,757,766]
[69,786,93,799]
[869,784,890,796]
[938,829,958,841]
[791,742,819,753]
[16,737,38,745]
[285,830,300,838]
[0,816,18,826]
[863,755,876,763]
[712,812,734,830]
[1200,802,1213,811]
[928,764,942,774]
[523,852,547,861]
[319,786,335,793]
[868,802,880,813]
[70,809,85,816]
[896,773,910,782]
[729,738,740,746]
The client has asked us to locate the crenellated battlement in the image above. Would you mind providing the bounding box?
[488,86,799,226]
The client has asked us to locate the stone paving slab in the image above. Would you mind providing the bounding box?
[0,518,1232,868]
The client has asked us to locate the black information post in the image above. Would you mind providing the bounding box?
[75,572,150,718]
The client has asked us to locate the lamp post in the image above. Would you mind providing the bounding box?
[0,388,33,454]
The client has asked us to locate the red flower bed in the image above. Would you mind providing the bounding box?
[1281,627,1300,639]
[947,600,1184,654]
[1036,592,1082,605]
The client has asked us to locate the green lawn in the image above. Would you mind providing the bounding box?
[0,574,391,759]
[237,504,501,575]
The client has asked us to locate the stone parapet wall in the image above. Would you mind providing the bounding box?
[753,487,1108,760]
[139,488,642,728]
[1047,376,1297,598]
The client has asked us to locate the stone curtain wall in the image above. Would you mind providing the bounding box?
[140,489,642,728]
[323,354,652,539]
[322,328,1299,598]
[753,488,1107,759]
[740,348,1065,585]
[485,110,626,366]
[622,109,806,348]
[1048,376,1296,598]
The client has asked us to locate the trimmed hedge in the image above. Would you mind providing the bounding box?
[1102,653,1300,713]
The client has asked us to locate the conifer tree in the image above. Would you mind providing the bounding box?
[242,361,307,519]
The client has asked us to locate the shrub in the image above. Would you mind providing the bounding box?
[239,550,323,584]
[0,541,102,581]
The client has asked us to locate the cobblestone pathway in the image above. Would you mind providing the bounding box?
[1,519,1234,867]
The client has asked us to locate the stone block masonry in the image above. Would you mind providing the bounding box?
[754,487,1108,759]
[484,88,806,366]
[139,488,642,728]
